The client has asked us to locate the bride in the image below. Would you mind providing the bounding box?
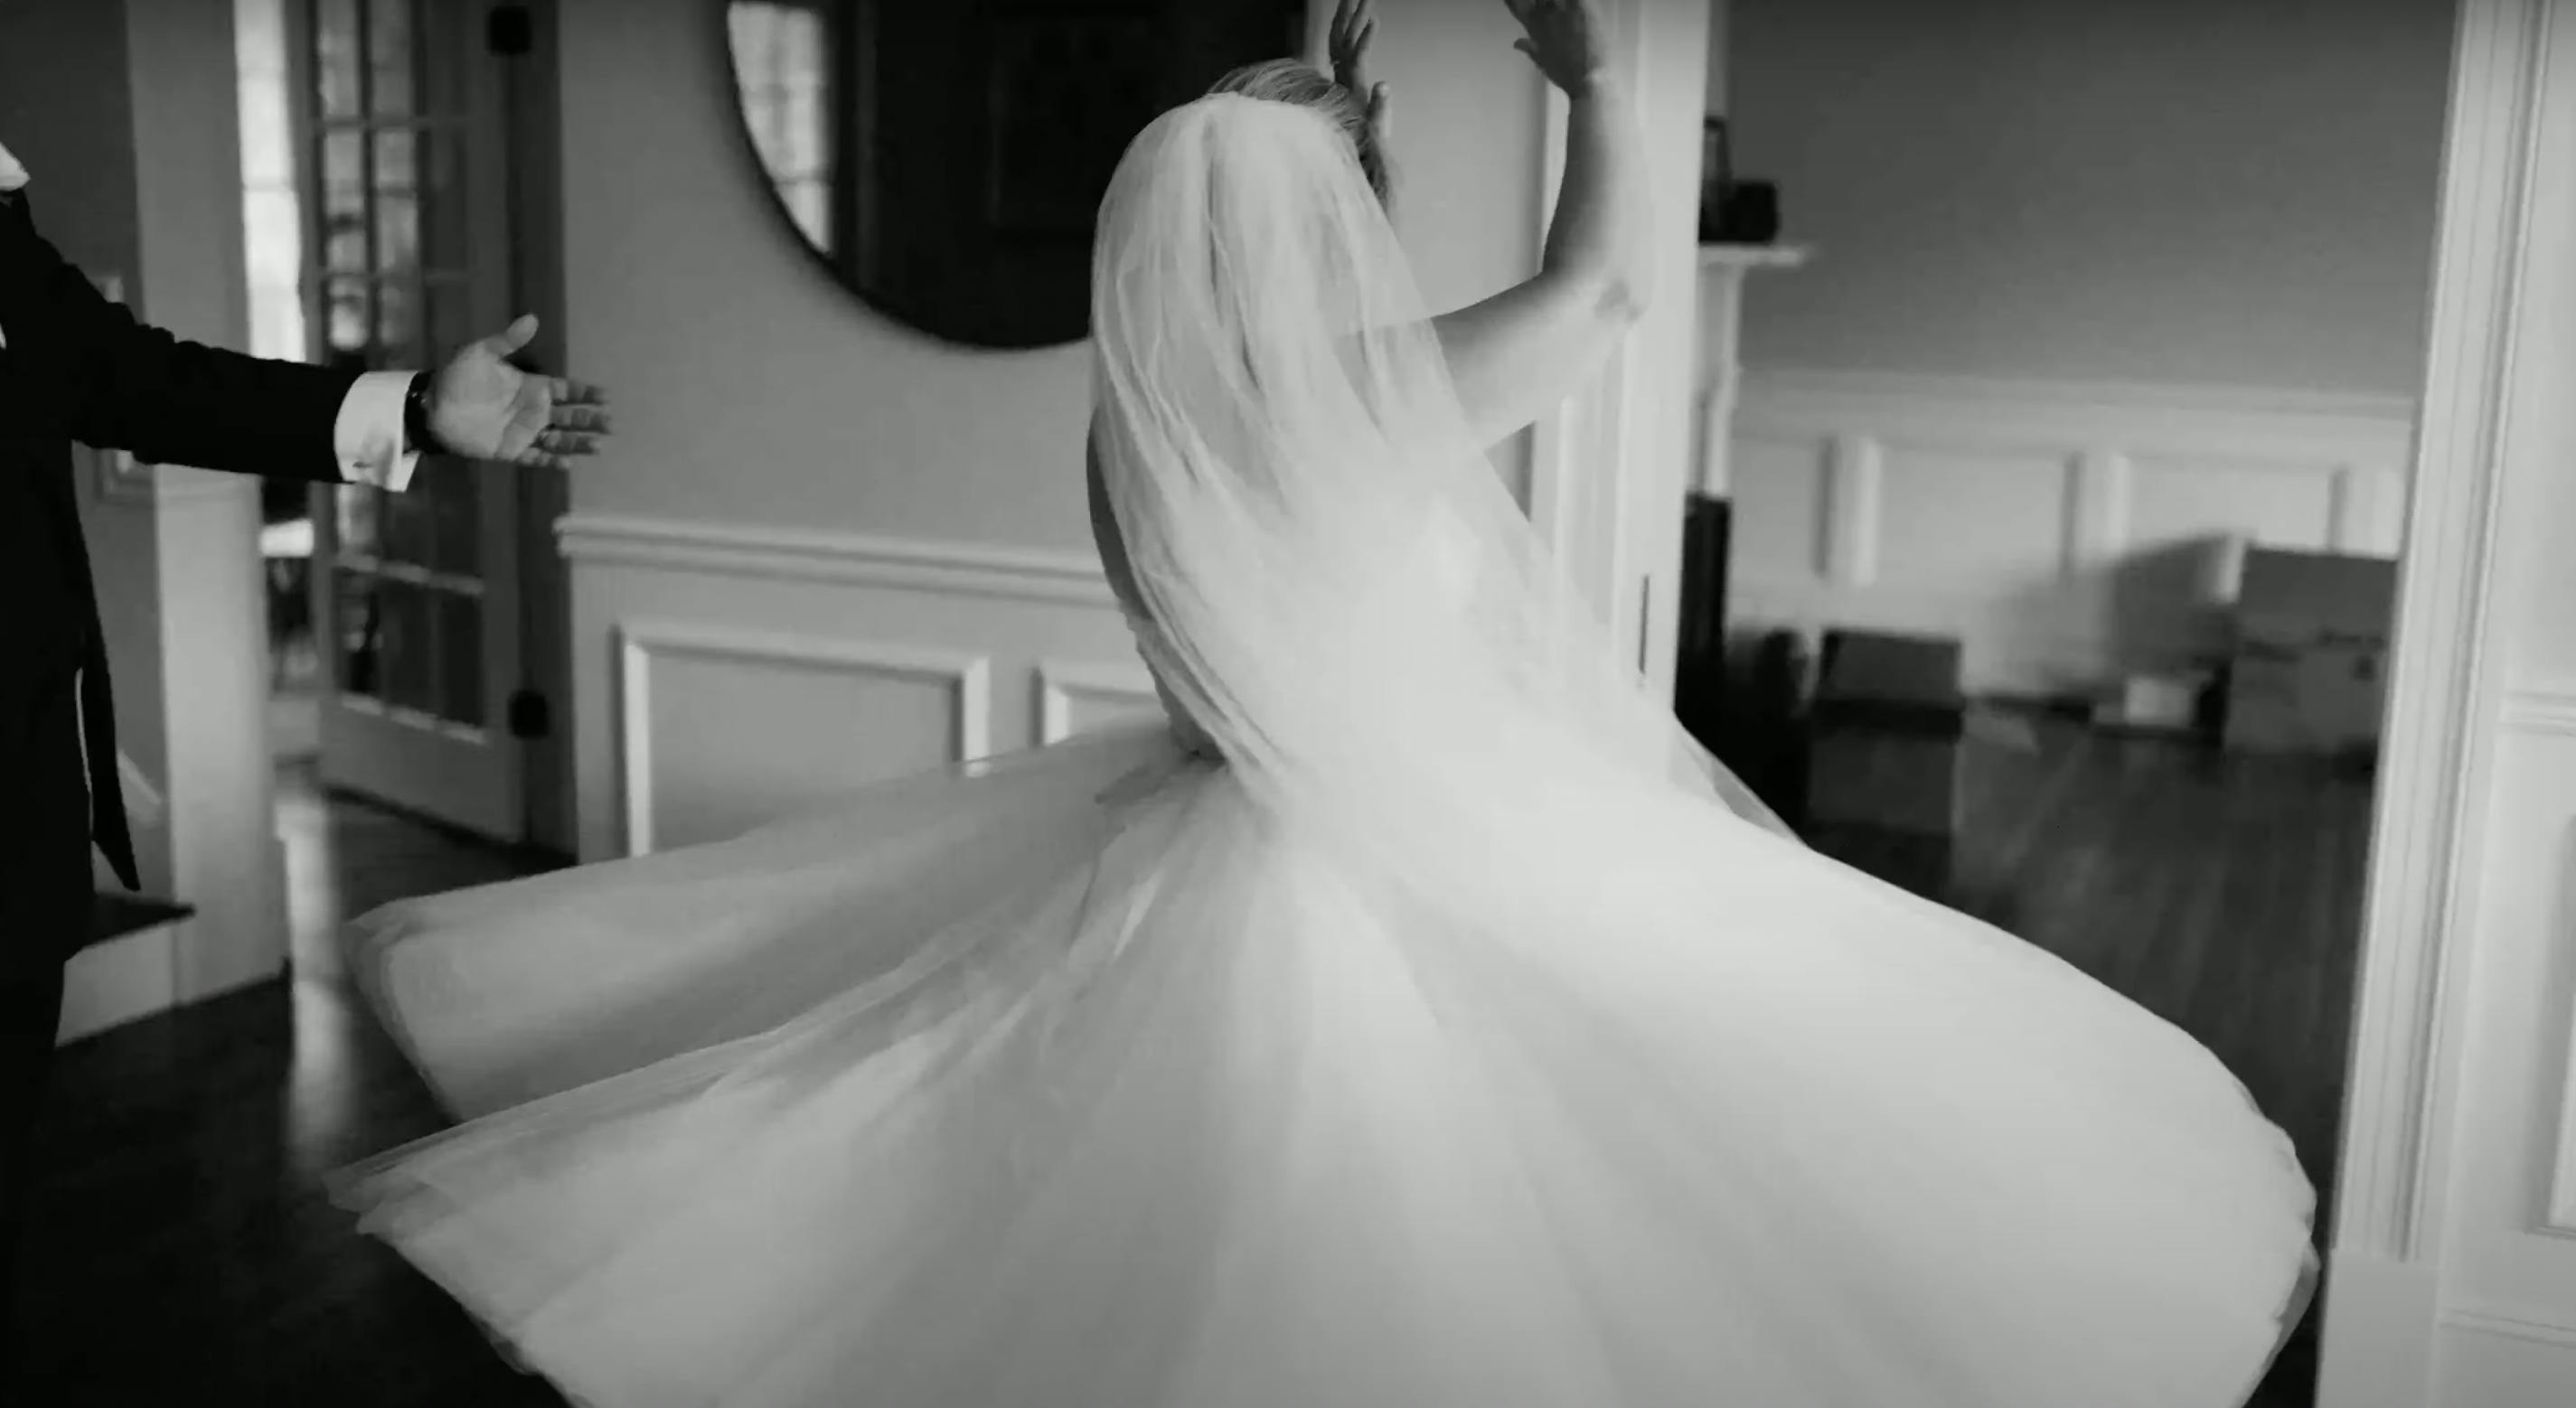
[333,1,2318,1403]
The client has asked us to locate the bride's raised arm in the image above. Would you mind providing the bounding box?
[1429,0,1649,451]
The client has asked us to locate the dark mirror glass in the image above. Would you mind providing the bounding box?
[723,0,1309,350]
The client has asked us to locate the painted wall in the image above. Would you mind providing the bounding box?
[1703,0,2452,696]
[1723,0,2454,395]
[556,0,1559,858]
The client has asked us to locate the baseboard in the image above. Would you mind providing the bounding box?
[57,914,190,1046]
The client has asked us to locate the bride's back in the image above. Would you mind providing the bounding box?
[1082,65,1398,763]
[1086,427,1219,756]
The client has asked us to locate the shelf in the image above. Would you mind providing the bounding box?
[1699,242,1813,270]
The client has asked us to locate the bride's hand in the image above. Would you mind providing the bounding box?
[1502,0,1610,98]
[1329,0,1393,143]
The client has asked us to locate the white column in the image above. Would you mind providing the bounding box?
[120,0,289,1009]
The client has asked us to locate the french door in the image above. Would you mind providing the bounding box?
[293,0,526,838]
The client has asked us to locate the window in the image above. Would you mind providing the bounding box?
[728,1,838,251]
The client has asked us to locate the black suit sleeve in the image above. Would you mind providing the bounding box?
[34,224,366,483]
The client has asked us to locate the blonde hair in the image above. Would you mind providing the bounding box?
[1205,59,1390,206]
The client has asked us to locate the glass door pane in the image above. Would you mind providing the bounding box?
[297,0,523,837]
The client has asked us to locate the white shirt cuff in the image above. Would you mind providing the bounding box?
[335,371,423,492]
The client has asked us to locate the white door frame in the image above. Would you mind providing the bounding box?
[2319,0,2560,1401]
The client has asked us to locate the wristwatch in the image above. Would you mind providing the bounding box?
[402,372,438,457]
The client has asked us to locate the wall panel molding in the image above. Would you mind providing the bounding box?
[2500,689,2576,738]
[562,513,1114,607]
[1034,660,1161,746]
[1726,371,2419,694]
[2440,1302,2576,1349]
[2511,689,2576,1239]
[1819,434,1885,587]
[1738,368,2419,427]
[616,619,992,856]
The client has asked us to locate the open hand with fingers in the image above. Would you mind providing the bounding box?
[1329,0,1393,146]
[1502,0,1611,98]
[424,314,611,472]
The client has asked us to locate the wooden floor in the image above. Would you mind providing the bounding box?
[1962,717,2367,1245]
[5,761,569,1406]
[3,727,2365,1405]
[1955,716,2367,1408]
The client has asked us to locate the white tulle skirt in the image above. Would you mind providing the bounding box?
[333,721,2316,1408]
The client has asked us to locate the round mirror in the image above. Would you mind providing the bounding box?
[723,0,1309,350]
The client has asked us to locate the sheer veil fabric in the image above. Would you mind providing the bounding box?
[331,95,2317,1408]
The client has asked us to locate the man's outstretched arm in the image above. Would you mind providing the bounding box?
[31,221,605,485]
[33,224,420,487]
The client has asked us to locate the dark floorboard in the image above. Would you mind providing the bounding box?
[1820,716,2364,1408]
[7,762,569,1406]
[1948,718,2367,1248]
[5,730,2363,1405]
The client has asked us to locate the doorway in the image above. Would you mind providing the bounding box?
[239,0,569,852]
[1674,2,2541,1404]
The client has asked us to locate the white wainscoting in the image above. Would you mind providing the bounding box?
[2534,695,2576,1255]
[561,514,1155,860]
[560,514,1114,605]
[1034,659,1162,746]
[2496,689,2576,1244]
[616,621,995,857]
[1725,371,2419,696]
[2426,683,2576,1400]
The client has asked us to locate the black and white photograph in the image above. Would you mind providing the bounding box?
[1,1,2571,1404]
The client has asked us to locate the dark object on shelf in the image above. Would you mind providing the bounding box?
[1697,117,1782,245]
[1711,183,1780,246]
[86,892,193,952]
[1806,629,1967,844]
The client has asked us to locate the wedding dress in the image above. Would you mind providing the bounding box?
[333,93,2317,1408]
